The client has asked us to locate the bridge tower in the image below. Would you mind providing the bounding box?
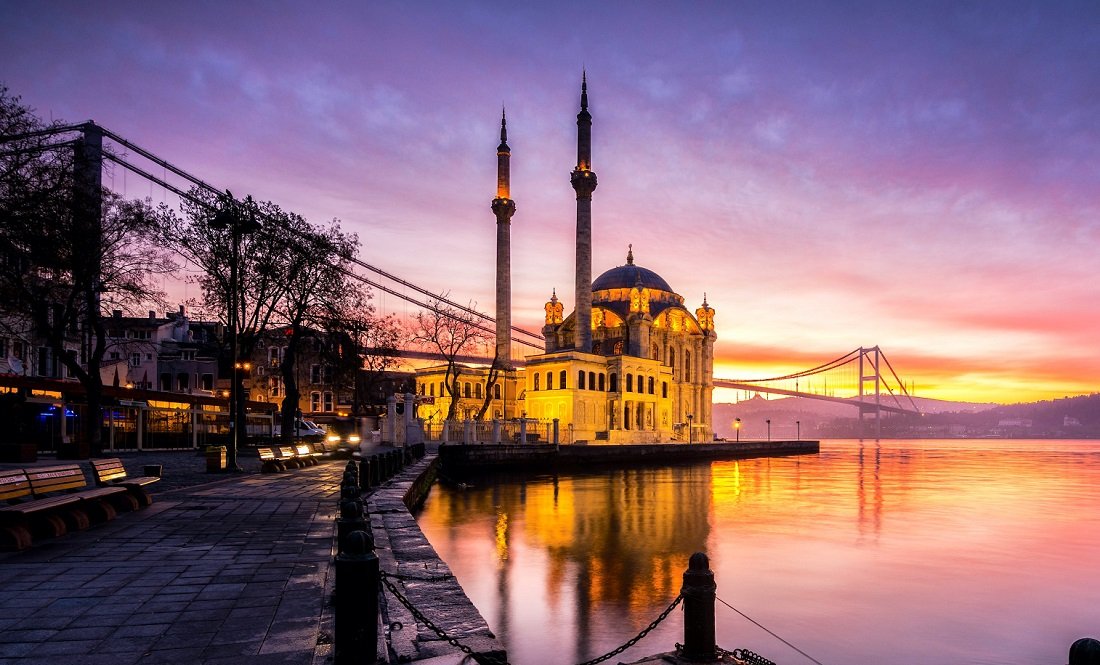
[571,71,597,352]
[858,346,882,439]
[491,108,516,366]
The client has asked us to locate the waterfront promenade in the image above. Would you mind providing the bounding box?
[0,450,343,664]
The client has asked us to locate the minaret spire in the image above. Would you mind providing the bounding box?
[571,71,598,352]
[492,107,516,366]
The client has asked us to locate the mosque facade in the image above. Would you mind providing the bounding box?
[415,76,715,443]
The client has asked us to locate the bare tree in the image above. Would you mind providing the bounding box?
[0,86,175,456]
[474,347,504,421]
[410,297,492,422]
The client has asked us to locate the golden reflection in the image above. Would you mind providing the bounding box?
[495,510,509,563]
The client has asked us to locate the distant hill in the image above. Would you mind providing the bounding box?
[712,393,1099,439]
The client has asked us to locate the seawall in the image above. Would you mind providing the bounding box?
[438,440,819,476]
[367,453,506,663]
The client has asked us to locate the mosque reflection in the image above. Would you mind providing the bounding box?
[417,465,712,649]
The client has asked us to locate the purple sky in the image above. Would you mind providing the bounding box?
[2,1,1097,403]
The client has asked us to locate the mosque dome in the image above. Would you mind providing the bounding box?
[590,245,673,293]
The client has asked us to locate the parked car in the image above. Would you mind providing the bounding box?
[273,419,326,439]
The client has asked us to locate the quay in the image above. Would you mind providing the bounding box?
[0,439,820,664]
[438,440,820,476]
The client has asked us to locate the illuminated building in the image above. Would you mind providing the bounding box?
[416,75,715,442]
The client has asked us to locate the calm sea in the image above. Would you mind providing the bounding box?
[414,439,1100,665]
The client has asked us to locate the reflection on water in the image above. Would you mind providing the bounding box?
[415,440,1100,665]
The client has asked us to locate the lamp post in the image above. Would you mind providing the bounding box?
[211,193,261,472]
[765,418,771,441]
[796,420,801,441]
[734,417,741,442]
[687,413,694,444]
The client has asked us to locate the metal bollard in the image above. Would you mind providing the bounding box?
[334,530,379,665]
[365,457,378,492]
[680,552,717,661]
[337,498,368,551]
[344,460,358,484]
[1070,638,1100,665]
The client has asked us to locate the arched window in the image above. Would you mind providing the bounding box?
[578,370,586,390]
[559,370,567,389]
[685,352,692,382]
[589,371,596,391]
[609,373,618,393]
[662,381,668,398]
[648,376,655,394]
[546,371,553,390]
[475,383,483,399]
[669,347,676,369]
[626,373,633,392]
[652,343,660,360]
[429,383,435,397]
[464,383,471,398]
[494,384,501,399]
[598,373,605,391]
[534,374,540,391]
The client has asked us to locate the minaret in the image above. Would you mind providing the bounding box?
[571,72,598,352]
[491,108,516,366]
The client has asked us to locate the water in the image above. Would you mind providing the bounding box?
[414,440,1100,665]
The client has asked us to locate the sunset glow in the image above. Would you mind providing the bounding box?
[2,2,1096,405]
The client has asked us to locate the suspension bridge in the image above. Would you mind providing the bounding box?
[4,121,924,425]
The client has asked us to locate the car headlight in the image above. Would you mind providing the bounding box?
[327,434,340,443]
[348,434,361,443]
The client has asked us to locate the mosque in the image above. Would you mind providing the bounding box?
[416,76,715,443]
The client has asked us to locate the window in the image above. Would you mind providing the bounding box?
[464,383,471,398]
[201,373,214,391]
[429,383,435,397]
[626,374,633,392]
[269,347,282,366]
[110,351,120,360]
[546,372,553,390]
[475,383,483,399]
[160,373,172,391]
[439,381,444,396]
[323,392,334,412]
[145,353,153,360]
[669,348,675,369]
[534,374,540,391]
[494,384,501,399]
[559,370,567,390]
[12,341,24,359]
[181,350,195,361]
[271,376,282,397]
[129,353,142,368]
[322,365,334,383]
[589,372,596,391]
[598,373,605,391]
[578,370,586,390]
[648,377,655,394]
[609,373,618,392]
[310,392,321,412]
[419,383,425,395]
[652,343,660,360]
[310,364,321,384]
[662,381,668,398]
[177,373,189,392]
[685,352,692,382]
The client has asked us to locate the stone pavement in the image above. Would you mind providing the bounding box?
[0,451,345,664]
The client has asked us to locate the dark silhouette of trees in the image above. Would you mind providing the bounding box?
[0,85,175,456]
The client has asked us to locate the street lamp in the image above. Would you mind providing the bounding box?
[211,192,261,472]
[765,418,771,441]
[687,413,694,444]
[734,417,741,442]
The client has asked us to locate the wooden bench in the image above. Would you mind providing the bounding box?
[276,446,304,469]
[295,443,320,465]
[309,441,333,458]
[0,465,129,550]
[90,458,160,507]
[257,447,285,473]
